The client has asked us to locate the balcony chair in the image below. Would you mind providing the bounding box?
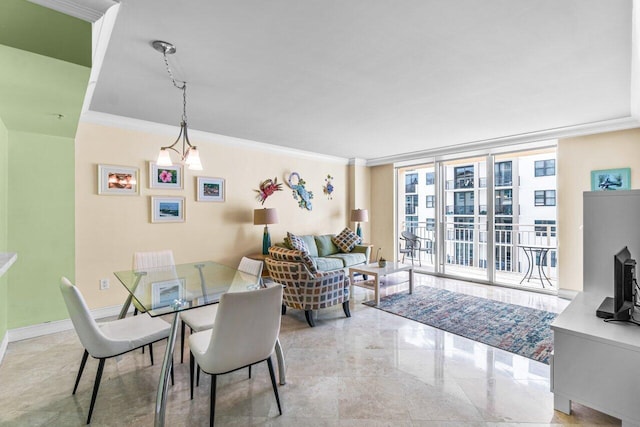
[265,249,350,327]
[60,277,171,424]
[399,231,433,266]
[179,257,263,363]
[188,284,284,426]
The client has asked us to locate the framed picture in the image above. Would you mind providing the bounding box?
[98,164,139,195]
[151,196,185,223]
[591,168,631,191]
[197,177,225,202]
[149,162,183,189]
[151,278,185,309]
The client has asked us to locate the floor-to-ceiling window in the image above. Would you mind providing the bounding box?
[396,144,558,293]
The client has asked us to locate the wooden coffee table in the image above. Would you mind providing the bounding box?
[349,262,414,306]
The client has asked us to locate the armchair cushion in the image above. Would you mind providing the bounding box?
[265,257,350,312]
[332,227,360,253]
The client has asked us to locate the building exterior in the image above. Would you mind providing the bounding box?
[400,148,558,290]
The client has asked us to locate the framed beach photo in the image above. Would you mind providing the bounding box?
[98,164,139,195]
[197,177,225,202]
[151,278,186,309]
[149,162,183,189]
[151,196,185,223]
[590,168,631,191]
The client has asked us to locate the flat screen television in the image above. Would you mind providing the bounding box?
[612,246,635,321]
[596,246,636,321]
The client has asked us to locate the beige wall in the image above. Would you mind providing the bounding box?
[75,122,350,309]
[348,162,371,243]
[369,164,395,262]
[557,128,640,293]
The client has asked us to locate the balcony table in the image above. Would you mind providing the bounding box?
[518,244,554,288]
[114,260,286,427]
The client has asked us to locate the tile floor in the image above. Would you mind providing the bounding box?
[0,274,620,426]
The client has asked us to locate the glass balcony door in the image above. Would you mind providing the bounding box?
[395,145,558,294]
[442,156,488,281]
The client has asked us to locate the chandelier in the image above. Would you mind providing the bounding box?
[152,40,202,170]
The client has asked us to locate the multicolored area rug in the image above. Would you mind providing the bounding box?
[364,286,556,364]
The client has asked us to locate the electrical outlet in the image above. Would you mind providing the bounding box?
[99,278,109,290]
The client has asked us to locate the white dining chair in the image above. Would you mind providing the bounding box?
[60,277,171,424]
[188,284,283,426]
[178,257,263,363]
[131,249,176,315]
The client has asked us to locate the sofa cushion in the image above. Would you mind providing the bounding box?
[314,256,345,271]
[300,235,319,257]
[315,234,339,257]
[332,227,360,253]
[287,232,309,253]
[268,246,318,274]
[327,252,367,267]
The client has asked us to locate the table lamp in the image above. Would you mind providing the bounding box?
[254,208,279,255]
[350,208,369,240]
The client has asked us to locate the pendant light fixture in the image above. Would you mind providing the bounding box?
[152,40,203,170]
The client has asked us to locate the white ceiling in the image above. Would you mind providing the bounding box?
[88,0,636,163]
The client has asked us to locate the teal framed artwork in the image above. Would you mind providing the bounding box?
[590,168,631,191]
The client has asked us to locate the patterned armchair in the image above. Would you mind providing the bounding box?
[266,247,351,327]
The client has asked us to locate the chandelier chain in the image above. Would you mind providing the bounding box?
[161,51,188,123]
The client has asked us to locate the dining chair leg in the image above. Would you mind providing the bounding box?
[170,358,174,386]
[342,301,351,318]
[86,358,105,425]
[73,350,89,394]
[197,365,201,386]
[266,357,282,415]
[180,321,186,364]
[149,343,154,365]
[210,374,217,427]
[304,310,315,327]
[248,365,252,379]
[189,351,194,400]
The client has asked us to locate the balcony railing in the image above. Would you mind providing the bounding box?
[399,220,558,289]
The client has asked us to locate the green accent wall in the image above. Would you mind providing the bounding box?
[0,0,91,67]
[0,118,8,341]
[7,131,75,327]
[0,0,90,331]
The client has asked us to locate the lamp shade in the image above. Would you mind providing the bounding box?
[254,208,279,225]
[350,209,369,222]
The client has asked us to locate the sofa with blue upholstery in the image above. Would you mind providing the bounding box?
[273,231,370,273]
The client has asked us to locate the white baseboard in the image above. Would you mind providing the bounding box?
[5,304,132,344]
[0,333,8,365]
[557,289,579,301]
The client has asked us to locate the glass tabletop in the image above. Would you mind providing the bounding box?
[114,261,260,316]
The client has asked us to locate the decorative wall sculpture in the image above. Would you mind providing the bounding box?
[323,174,334,199]
[287,172,313,210]
[255,177,283,204]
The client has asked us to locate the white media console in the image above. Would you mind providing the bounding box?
[551,292,640,426]
[551,190,640,426]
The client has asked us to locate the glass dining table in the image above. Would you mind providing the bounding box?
[114,260,286,427]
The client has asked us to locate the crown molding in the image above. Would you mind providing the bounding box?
[366,116,640,167]
[348,158,367,167]
[28,0,118,22]
[80,110,350,165]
